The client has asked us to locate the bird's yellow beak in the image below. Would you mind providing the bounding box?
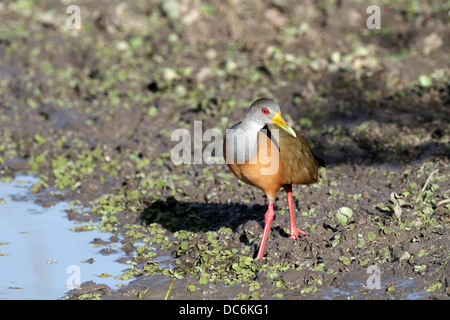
[271,111,296,137]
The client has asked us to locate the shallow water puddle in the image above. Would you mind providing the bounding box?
[0,175,130,299]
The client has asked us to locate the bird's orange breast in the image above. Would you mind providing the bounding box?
[224,131,285,200]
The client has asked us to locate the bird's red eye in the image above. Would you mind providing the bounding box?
[261,107,269,115]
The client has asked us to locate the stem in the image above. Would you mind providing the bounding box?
[421,169,439,192]
[436,199,450,207]
[416,169,439,203]
[164,280,173,300]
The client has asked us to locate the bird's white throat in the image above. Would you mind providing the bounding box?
[225,120,263,164]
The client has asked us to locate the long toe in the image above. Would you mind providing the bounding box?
[289,227,306,239]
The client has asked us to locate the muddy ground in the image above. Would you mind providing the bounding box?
[0,0,449,300]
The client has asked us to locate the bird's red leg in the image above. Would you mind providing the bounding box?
[284,184,306,239]
[256,200,275,259]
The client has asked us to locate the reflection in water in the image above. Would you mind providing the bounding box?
[0,175,131,299]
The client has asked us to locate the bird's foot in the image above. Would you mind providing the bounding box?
[289,227,306,240]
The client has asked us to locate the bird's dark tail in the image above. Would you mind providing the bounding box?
[314,154,326,167]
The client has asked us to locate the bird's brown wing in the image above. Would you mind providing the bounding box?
[267,124,321,186]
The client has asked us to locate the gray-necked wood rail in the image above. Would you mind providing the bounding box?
[224,98,324,259]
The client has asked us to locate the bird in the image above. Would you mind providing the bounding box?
[223,98,324,259]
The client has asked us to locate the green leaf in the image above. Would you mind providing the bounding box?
[180,241,188,250]
[359,259,370,267]
[418,74,432,87]
[312,263,325,272]
[187,284,196,292]
[336,207,353,225]
[414,265,427,272]
[96,273,112,278]
[199,274,209,285]
[33,133,46,144]
[299,117,313,128]
[368,231,376,242]
[339,256,350,266]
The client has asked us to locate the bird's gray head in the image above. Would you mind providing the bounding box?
[244,98,281,126]
[243,98,296,137]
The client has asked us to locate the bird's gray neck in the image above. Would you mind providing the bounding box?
[225,119,263,164]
